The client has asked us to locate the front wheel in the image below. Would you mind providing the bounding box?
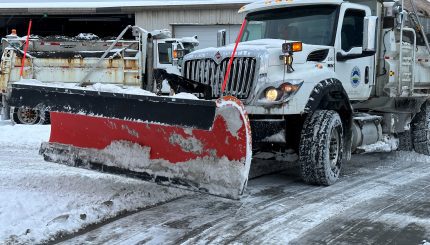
[299,110,343,186]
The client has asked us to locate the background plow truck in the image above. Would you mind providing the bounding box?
[7,0,430,199]
[0,26,198,124]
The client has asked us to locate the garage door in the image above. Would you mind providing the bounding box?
[173,25,241,49]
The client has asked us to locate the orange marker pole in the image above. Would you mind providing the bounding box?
[20,19,32,79]
[221,18,247,93]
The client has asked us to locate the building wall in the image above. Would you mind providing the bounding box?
[135,7,246,33]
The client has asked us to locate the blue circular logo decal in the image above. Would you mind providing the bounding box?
[351,66,361,88]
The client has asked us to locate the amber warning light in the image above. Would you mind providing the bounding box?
[282,42,303,53]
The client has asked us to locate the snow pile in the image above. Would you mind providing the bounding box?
[216,103,244,137]
[357,135,399,153]
[16,79,157,97]
[171,92,199,100]
[44,140,249,200]
[0,122,189,244]
[262,130,286,143]
[0,121,49,149]
[75,33,99,40]
[16,79,200,100]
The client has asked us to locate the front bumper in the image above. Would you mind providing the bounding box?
[250,117,286,143]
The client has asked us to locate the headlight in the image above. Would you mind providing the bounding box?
[265,87,281,101]
[257,80,303,105]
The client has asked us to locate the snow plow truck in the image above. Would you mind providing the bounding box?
[7,0,430,199]
[0,26,198,124]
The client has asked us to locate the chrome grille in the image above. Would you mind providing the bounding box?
[183,57,257,99]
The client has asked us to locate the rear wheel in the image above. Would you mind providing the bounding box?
[11,106,48,125]
[412,101,430,155]
[299,110,343,185]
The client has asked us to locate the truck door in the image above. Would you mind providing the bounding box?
[335,6,375,100]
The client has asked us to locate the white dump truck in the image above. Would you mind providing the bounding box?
[0,26,198,124]
[181,0,430,185]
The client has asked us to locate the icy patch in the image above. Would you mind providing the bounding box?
[388,151,430,163]
[358,135,399,153]
[373,213,430,229]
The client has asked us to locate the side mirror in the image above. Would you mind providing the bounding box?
[217,29,227,47]
[363,16,378,52]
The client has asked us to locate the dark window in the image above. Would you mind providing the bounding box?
[241,5,339,46]
[158,43,172,64]
[341,9,365,51]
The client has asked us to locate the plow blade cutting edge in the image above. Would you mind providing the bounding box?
[9,84,252,199]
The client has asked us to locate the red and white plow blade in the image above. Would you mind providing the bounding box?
[40,96,252,199]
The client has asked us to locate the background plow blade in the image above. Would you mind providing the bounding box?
[10,84,252,199]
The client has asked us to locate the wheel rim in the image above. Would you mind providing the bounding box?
[17,107,40,124]
[329,127,340,170]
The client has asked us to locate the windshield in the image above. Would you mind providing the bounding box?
[241,5,339,46]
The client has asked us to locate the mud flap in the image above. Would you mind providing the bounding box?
[10,84,252,199]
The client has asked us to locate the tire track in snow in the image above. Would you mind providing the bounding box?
[291,177,430,244]
[181,161,429,244]
[60,154,430,244]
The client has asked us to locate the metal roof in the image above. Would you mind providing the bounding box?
[0,0,254,8]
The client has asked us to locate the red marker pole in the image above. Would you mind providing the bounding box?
[221,18,247,93]
[20,19,32,79]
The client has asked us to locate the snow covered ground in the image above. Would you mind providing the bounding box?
[0,121,189,244]
[1,120,430,244]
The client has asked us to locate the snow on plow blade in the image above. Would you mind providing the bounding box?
[9,84,252,199]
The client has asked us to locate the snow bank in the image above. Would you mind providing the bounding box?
[0,122,189,244]
[0,120,49,149]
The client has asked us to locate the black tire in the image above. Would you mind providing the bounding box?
[299,110,343,186]
[412,101,430,155]
[11,106,47,125]
[398,130,413,151]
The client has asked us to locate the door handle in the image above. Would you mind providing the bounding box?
[365,66,369,84]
